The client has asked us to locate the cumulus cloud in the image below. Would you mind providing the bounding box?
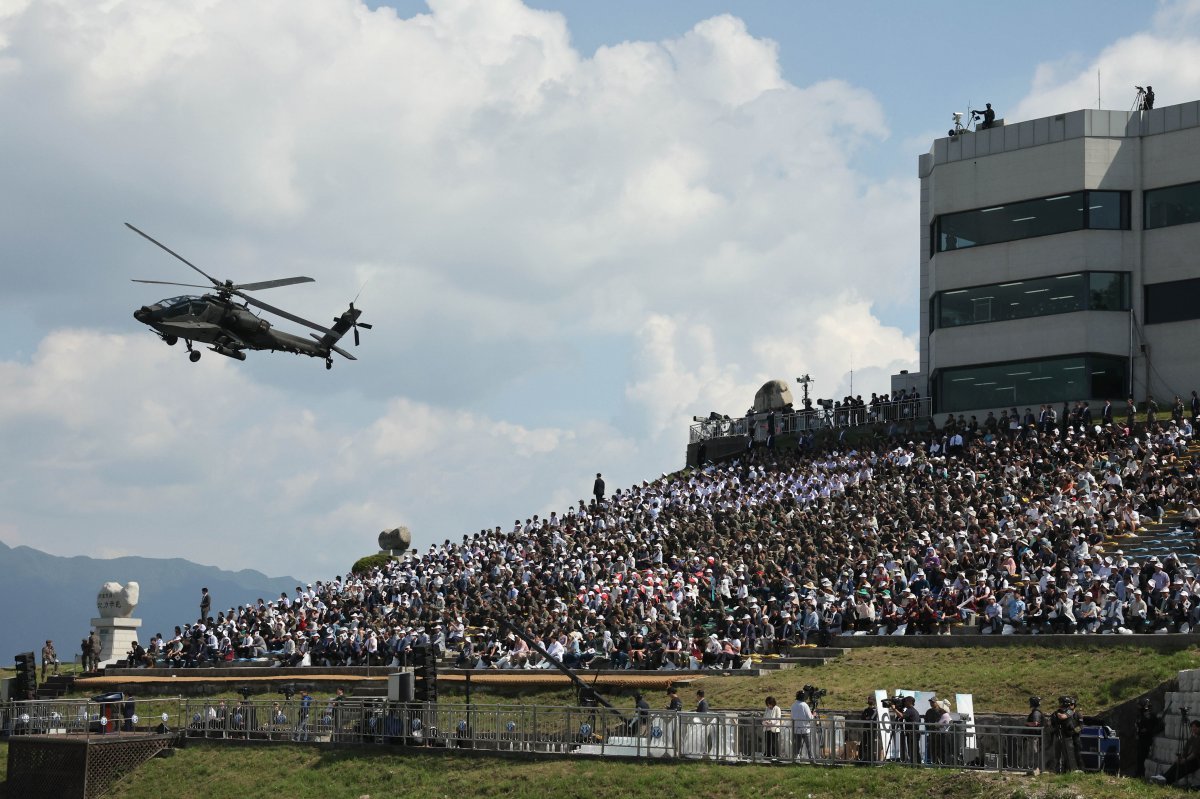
[0,0,919,577]
[1012,2,1200,121]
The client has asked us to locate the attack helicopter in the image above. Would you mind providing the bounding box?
[127,223,370,369]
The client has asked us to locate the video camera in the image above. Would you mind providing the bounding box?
[279,684,296,701]
[801,684,827,710]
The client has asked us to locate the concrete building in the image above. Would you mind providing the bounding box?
[916,100,1200,417]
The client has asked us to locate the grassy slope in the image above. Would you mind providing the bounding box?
[111,744,1162,799]
[62,646,1200,715]
[429,645,1200,715]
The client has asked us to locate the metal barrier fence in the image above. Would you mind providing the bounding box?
[1,696,186,739]
[690,399,932,443]
[169,698,1110,772]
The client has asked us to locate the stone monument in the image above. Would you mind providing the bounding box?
[378,526,412,556]
[752,379,794,413]
[90,581,141,668]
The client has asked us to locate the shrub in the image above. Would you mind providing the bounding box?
[351,553,393,575]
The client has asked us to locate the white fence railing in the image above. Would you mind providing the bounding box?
[167,698,1114,772]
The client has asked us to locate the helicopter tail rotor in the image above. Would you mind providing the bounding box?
[346,302,372,347]
[314,302,370,357]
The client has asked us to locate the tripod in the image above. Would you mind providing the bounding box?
[1178,707,1190,763]
[1132,88,1147,112]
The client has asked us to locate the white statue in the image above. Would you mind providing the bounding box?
[96,581,140,618]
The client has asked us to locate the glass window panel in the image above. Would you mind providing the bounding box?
[936,193,1084,252]
[1145,277,1200,324]
[934,272,1133,329]
[937,354,1127,413]
[936,191,1130,252]
[1145,181,1200,230]
[1086,191,1125,230]
[1088,272,1130,311]
[1090,356,1127,401]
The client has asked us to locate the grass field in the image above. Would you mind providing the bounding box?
[102,743,1166,799]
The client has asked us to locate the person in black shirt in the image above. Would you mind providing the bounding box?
[666,686,682,712]
[1023,696,1046,772]
[1143,86,1155,110]
[593,473,605,504]
[900,695,920,763]
[975,103,997,129]
[1155,720,1200,785]
[859,695,879,763]
[1050,696,1080,772]
[1136,698,1163,778]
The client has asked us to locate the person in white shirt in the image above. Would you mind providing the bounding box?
[763,696,783,759]
[790,691,816,761]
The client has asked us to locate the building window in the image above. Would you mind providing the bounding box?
[1145,181,1200,229]
[932,191,1130,254]
[932,271,1129,330]
[935,354,1128,413]
[1145,277,1200,324]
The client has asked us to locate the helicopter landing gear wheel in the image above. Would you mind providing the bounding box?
[189,350,201,363]
[325,357,333,371]
[163,335,178,346]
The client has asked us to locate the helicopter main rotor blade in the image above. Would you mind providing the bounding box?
[132,279,214,289]
[237,292,333,335]
[236,276,315,292]
[125,223,222,287]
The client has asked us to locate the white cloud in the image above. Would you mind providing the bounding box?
[0,0,924,577]
[1012,5,1200,122]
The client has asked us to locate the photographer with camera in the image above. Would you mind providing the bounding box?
[791,687,820,762]
[1137,85,1155,111]
[1154,719,1200,785]
[1049,696,1082,773]
[900,695,921,764]
[973,103,996,130]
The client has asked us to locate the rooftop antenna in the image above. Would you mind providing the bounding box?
[1098,68,1101,109]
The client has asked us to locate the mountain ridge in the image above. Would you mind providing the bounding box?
[0,540,301,662]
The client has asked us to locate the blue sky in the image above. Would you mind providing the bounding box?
[1,0,1195,578]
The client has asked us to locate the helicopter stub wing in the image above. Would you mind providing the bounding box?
[151,320,245,345]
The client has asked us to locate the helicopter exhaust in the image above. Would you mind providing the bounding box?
[211,345,247,361]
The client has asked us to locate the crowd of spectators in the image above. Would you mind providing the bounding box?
[137,401,1200,671]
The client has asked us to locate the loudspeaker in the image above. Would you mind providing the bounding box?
[388,671,415,702]
[14,651,36,699]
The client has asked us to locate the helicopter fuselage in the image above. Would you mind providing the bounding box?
[133,294,325,358]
